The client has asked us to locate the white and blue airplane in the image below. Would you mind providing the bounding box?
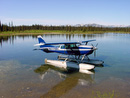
[34,35,103,73]
[34,35,97,61]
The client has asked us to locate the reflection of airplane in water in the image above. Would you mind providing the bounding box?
[34,64,95,98]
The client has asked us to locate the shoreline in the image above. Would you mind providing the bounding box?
[0,30,130,36]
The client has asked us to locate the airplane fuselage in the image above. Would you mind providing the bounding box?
[35,35,97,56]
[40,44,94,55]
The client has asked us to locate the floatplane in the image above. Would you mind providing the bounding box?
[34,35,103,74]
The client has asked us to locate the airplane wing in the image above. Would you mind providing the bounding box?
[82,40,96,43]
[34,43,45,46]
[44,40,96,45]
[44,42,81,45]
[35,40,96,45]
[82,40,96,45]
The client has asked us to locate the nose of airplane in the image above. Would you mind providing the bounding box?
[93,47,98,50]
[91,43,98,50]
[91,43,98,57]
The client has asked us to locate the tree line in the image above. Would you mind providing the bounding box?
[0,21,130,32]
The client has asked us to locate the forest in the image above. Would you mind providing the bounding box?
[0,21,130,33]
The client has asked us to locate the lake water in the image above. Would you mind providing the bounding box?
[0,33,130,98]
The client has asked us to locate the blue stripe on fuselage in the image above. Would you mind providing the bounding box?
[51,49,93,55]
[47,47,93,55]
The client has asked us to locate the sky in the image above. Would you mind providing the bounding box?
[0,0,130,26]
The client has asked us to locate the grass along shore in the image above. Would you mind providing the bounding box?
[0,30,130,36]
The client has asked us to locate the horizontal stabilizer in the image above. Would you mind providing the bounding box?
[34,43,45,46]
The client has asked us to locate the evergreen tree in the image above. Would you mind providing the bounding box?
[0,21,1,32]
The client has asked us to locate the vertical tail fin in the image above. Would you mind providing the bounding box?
[37,35,46,43]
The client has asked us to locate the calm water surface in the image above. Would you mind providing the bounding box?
[0,33,130,98]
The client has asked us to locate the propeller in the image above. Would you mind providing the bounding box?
[91,43,98,57]
[95,43,98,47]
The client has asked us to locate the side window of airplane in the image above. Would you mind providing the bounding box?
[65,44,77,49]
[70,44,74,48]
[70,44,77,48]
[65,45,70,49]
